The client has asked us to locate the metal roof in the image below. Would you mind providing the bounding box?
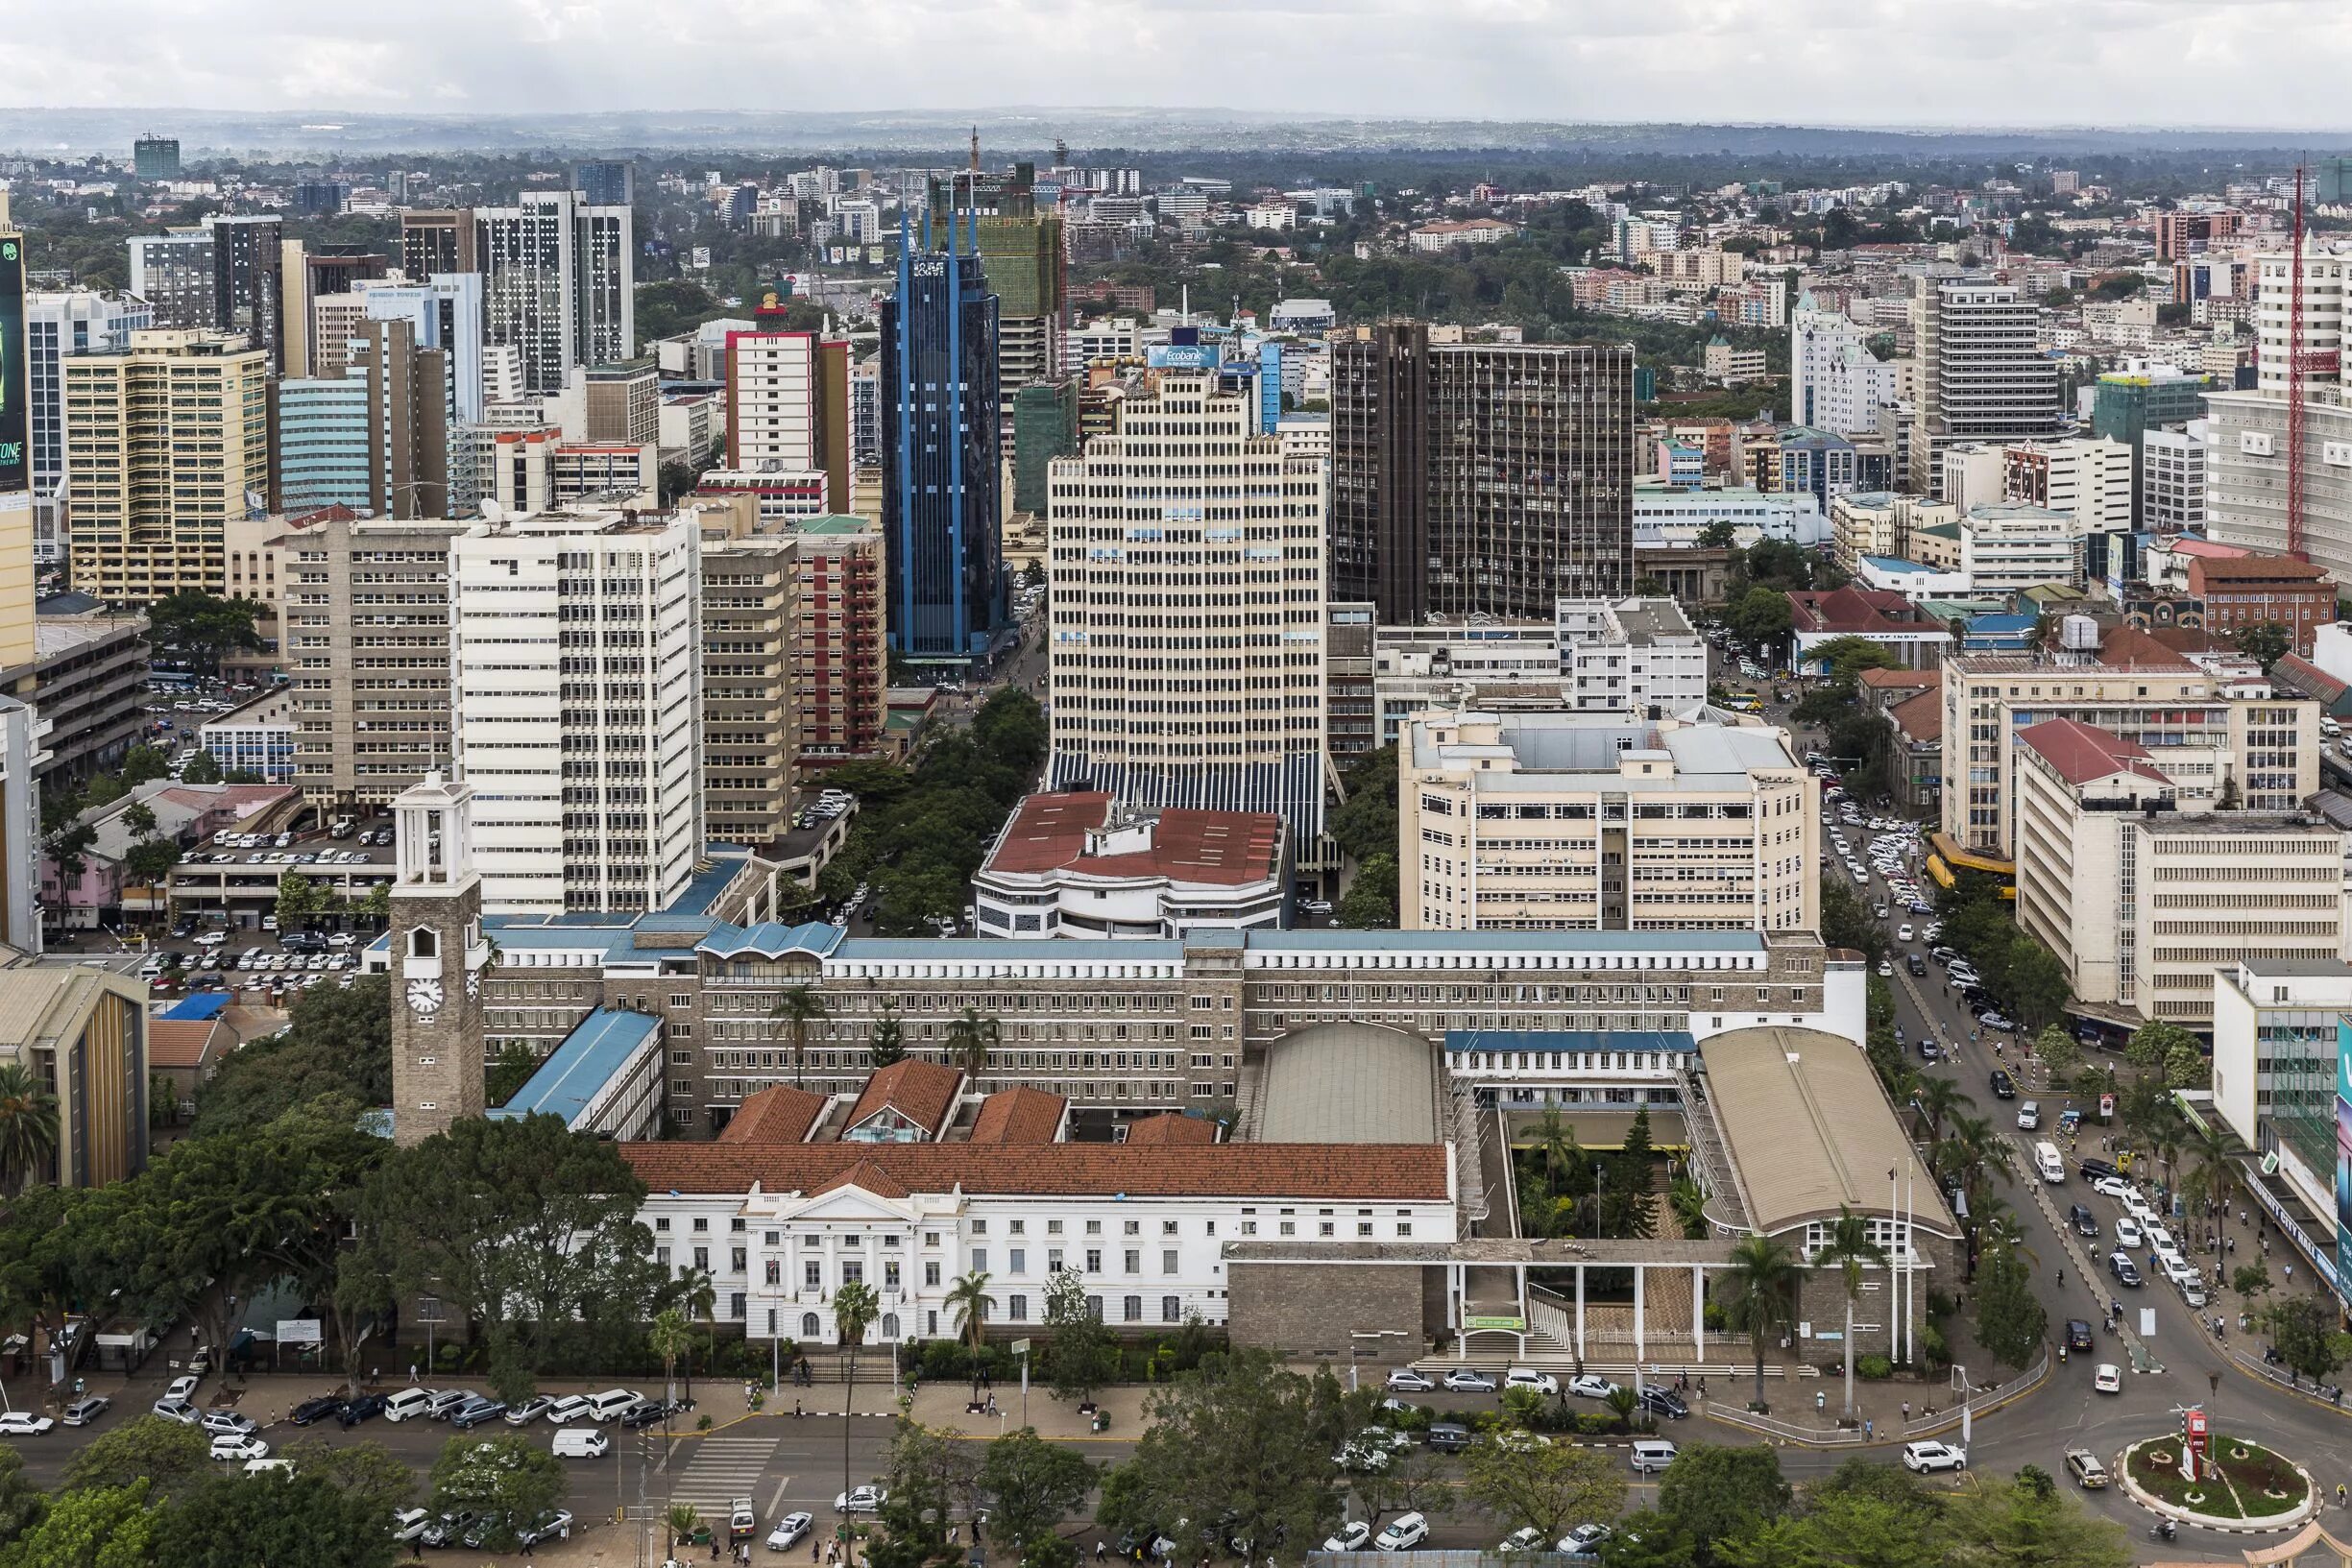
[1251,1023,1440,1146]
[1445,1029,1694,1055]
[491,1008,661,1128]
[699,922,845,960]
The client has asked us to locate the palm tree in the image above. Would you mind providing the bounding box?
[2186,1122,2237,1233]
[1602,1384,1641,1432]
[1809,1205,1889,1418]
[1911,1077,1974,1142]
[1531,1107,1581,1200]
[0,1065,60,1194]
[946,1270,993,1358]
[1720,1233,1801,1412]
[1668,1176,1710,1241]
[673,1267,716,1402]
[648,1309,691,1409]
[770,986,829,1090]
[944,1006,1001,1082]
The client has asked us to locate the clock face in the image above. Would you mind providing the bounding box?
[464,970,479,1000]
[407,977,445,1017]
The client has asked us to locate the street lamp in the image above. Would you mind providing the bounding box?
[1347,1329,1407,1392]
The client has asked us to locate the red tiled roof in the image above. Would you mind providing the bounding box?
[618,1142,1452,1200]
[1889,689,1943,743]
[1121,1113,1220,1147]
[812,1158,909,1199]
[2145,625,2229,656]
[2276,653,2349,706]
[1857,668,1939,690]
[147,1019,226,1071]
[1787,587,1922,636]
[2166,537,2249,559]
[2190,552,2331,584]
[718,1085,828,1146]
[844,1059,963,1140]
[2016,718,2169,787]
[968,1088,1067,1145]
[2091,626,2196,669]
[985,793,1282,886]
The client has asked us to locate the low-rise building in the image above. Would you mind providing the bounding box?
[973,792,1285,941]
[1411,219,1519,252]
[1555,597,1709,719]
[0,599,150,787]
[1786,586,1953,671]
[199,687,297,784]
[1959,502,2084,592]
[2186,552,2337,657]
[41,782,294,929]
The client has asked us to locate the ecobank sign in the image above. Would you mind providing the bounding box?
[0,237,26,495]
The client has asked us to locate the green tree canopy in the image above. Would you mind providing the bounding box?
[146,592,264,677]
[1657,1444,1791,1563]
[156,1471,397,1568]
[1039,1268,1117,1406]
[1335,854,1399,929]
[426,1435,566,1555]
[1463,1437,1625,1542]
[1329,746,1399,865]
[60,1417,208,1501]
[189,976,391,1138]
[977,1429,1097,1557]
[1973,1239,2048,1369]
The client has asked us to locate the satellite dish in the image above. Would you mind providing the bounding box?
[480,498,505,522]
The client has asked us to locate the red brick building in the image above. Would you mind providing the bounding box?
[2186,552,2338,656]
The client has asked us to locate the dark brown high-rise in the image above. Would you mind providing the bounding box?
[1331,323,1635,622]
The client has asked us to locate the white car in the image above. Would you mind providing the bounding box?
[152,1397,200,1425]
[1503,1368,1559,1397]
[163,1374,200,1403]
[1384,1367,1436,1392]
[1568,1374,1620,1399]
[1375,1513,1430,1552]
[2093,1363,2122,1394]
[0,1411,55,1436]
[1896,924,1914,942]
[392,1508,431,1543]
[209,1434,270,1462]
[1323,1523,1372,1554]
[766,1512,814,1552]
[834,1485,887,1514]
[503,1395,556,1425]
[2113,1216,2143,1248]
[1442,1367,1497,1392]
[2091,1175,2135,1202]
[2145,1222,2177,1256]
[1499,1529,1547,1554]
[2016,1103,2041,1132]
[1559,1525,1613,1557]
[1901,1440,1967,1474]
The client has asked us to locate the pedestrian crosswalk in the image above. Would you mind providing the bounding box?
[666,1434,780,1514]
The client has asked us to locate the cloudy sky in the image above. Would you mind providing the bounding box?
[6,0,2352,127]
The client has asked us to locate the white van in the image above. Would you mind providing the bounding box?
[1631,1439,1679,1473]
[2033,1141,2066,1183]
[382,1387,434,1423]
[553,1427,611,1459]
[585,1388,643,1423]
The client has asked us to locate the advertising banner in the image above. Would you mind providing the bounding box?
[0,234,27,497]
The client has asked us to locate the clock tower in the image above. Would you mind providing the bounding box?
[388,771,491,1146]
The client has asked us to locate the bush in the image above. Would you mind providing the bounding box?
[1856,1354,1894,1380]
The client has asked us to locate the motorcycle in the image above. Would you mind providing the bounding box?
[2150,1520,2178,1543]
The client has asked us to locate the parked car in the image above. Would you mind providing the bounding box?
[152,1397,201,1425]
[1374,1514,1430,1552]
[1558,1526,1613,1557]
[289,1395,343,1426]
[768,1512,816,1552]
[1567,1374,1619,1399]
[199,1410,255,1437]
[1442,1367,1497,1392]
[450,1396,508,1431]
[503,1396,556,1426]
[1503,1368,1559,1397]
[1383,1368,1435,1393]
[0,1411,55,1436]
[391,1508,432,1543]
[420,1512,477,1549]
[1637,1386,1689,1420]
[517,1510,573,1548]
[1498,1529,1547,1554]
[1901,1440,1967,1474]
[835,1485,887,1514]
[2114,1216,2144,1249]
[1322,1523,1372,1554]
[208,1434,270,1462]
[336,1393,386,1427]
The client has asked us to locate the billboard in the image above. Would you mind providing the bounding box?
[2336,1022,2351,1291]
[0,234,25,497]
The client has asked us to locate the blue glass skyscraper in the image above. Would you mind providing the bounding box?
[883,211,1006,665]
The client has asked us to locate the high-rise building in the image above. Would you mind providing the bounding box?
[574,160,635,209]
[1012,379,1078,515]
[2199,248,2352,578]
[1046,371,1326,834]
[2142,425,2206,531]
[132,135,180,181]
[882,221,1004,666]
[64,329,269,603]
[0,216,28,672]
[849,357,881,467]
[292,182,350,219]
[399,208,475,279]
[927,166,1064,421]
[2001,437,2132,539]
[1790,294,1899,435]
[473,192,634,396]
[724,300,851,507]
[449,504,703,915]
[125,229,214,328]
[691,495,799,847]
[2090,368,2217,524]
[1331,322,1635,623]
[284,245,387,377]
[787,515,887,767]
[360,271,486,423]
[206,214,285,374]
[1907,278,2064,495]
[271,318,449,519]
[284,514,465,808]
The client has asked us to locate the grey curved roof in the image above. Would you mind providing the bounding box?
[1252,1023,1441,1146]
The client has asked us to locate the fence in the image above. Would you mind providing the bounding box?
[1700,1351,2047,1448]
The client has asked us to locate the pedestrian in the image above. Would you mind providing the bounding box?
[1098,1544,1107,1562]
[522,1535,535,1558]
[1865,1418,1874,1440]
[2056,1268,2064,1287]
[410,1542,422,1561]
[812,1536,820,1563]
[2338,1483,2347,1508]
[1817,1390,1825,1413]
[2287,1263,2295,1285]
[794,1400,803,1419]
[1902,1401,1909,1422]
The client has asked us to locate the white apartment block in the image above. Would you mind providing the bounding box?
[1909,278,2065,494]
[1555,597,1709,718]
[449,505,704,916]
[728,328,823,470]
[2003,437,2132,538]
[1791,297,1899,436]
[2012,718,2342,1027]
[2254,248,2349,394]
[1400,711,1819,934]
[473,192,635,396]
[1066,317,1145,369]
[1958,502,2084,592]
[2211,958,2352,1233]
[2142,425,2207,530]
[1046,373,1328,836]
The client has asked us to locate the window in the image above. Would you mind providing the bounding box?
[801,1313,820,1338]
[731,1246,747,1271]
[1048,1247,1064,1271]
[1161,1296,1182,1323]
[1085,1249,1103,1273]
[1162,1249,1178,1275]
[728,1291,746,1320]
[1009,1248,1026,1273]
[1124,1249,1140,1273]
[924,1262,940,1288]
[881,1314,899,1340]
[804,1261,820,1290]
[971,1248,988,1274]
[840,1260,862,1287]
[1123,1220,1140,1237]
[692,1246,710,1270]
[1123,1295,1143,1322]
[1085,1296,1103,1322]
[1008,1295,1029,1321]
[884,1262,901,1290]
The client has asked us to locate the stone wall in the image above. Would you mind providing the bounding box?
[1226,1261,1433,1357]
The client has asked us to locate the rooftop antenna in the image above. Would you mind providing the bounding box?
[969,126,981,174]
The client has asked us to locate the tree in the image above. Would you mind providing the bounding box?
[1040,1268,1115,1408]
[119,750,170,790]
[2231,621,2292,674]
[61,1415,209,1499]
[2163,1039,2211,1092]
[179,750,223,784]
[158,1469,399,1568]
[146,591,264,677]
[1328,747,1399,866]
[1668,1177,1709,1242]
[42,816,97,891]
[2002,938,2071,1032]
[1,1481,158,1567]
[2032,1025,2082,1082]
[1910,1077,1973,1143]
[277,1438,416,1517]
[1697,519,1740,549]
[2263,1295,2348,1384]
[0,1065,61,1194]
[484,1042,541,1107]
[1819,877,1885,966]
[1126,1350,1354,1568]
[978,1429,1097,1558]
[1656,1444,1790,1564]
[946,1007,1001,1080]
[1719,1234,1800,1411]
[120,803,158,837]
[1973,1238,2047,1368]
[2233,1264,2273,1300]
[1724,587,1793,659]
[836,1278,879,1350]
[1806,637,1903,687]
[275,872,331,934]
[947,1270,994,1361]
[0,1445,46,1547]
[1596,1508,1700,1568]
[771,986,828,1090]
[1941,1469,2129,1568]
[1463,1438,1625,1543]
[649,1308,691,1408]
[1352,1446,1455,1531]
[869,1001,907,1069]
[189,975,392,1137]
[2124,1020,2198,1073]
[871,1421,979,1568]
[123,839,182,917]
[1811,1206,1889,1411]
[1336,854,1399,929]
[427,1435,566,1554]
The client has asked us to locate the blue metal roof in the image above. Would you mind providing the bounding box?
[1860,555,1937,573]
[665,855,745,918]
[1233,929,1762,953]
[490,1008,661,1127]
[1969,613,2038,632]
[159,993,230,1021]
[837,937,1184,960]
[1445,1028,1695,1054]
[699,921,846,960]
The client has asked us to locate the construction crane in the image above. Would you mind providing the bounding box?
[2287,157,2339,560]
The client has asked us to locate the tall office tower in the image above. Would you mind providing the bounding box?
[449,505,704,916]
[574,160,635,209]
[362,271,486,422]
[126,229,215,328]
[285,245,388,376]
[926,165,1064,421]
[206,214,285,374]
[22,293,149,558]
[2203,247,2352,577]
[725,298,851,509]
[1046,371,1328,834]
[386,771,490,1145]
[848,357,881,466]
[1330,322,1636,624]
[132,135,180,181]
[400,209,475,279]
[64,330,269,603]
[691,496,800,847]
[292,181,350,219]
[285,513,465,808]
[1907,278,2064,495]
[473,192,635,396]
[2253,248,2348,394]
[882,221,1005,667]
[1011,380,1078,514]
[1790,293,1899,435]
[2090,367,2218,525]
[0,215,29,671]
[788,515,887,766]
[272,319,449,519]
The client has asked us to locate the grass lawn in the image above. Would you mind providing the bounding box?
[2125,1436,2308,1521]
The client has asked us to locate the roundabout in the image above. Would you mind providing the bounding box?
[2117,1430,2317,1534]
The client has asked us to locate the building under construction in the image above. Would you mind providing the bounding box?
[927,157,1064,427]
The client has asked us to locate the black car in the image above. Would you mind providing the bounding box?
[2109,1251,2143,1288]
[336,1393,385,1427]
[1637,1387,1689,1420]
[289,1395,343,1426]
[2079,1157,2122,1183]
[618,1399,673,1430]
[1988,1069,2016,1099]
[2067,1204,2099,1238]
[1906,954,1928,977]
[2065,1319,2094,1353]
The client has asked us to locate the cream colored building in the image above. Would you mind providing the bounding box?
[691,495,801,849]
[1046,372,1327,835]
[1828,492,1959,573]
[64,329,270,603]
[2013,717,2343,1026]
[1399,711,1819,934]
[1940,626,2318,856]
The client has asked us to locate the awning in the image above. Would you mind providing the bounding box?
[1927,832,2013,877]
[1925,855,1956,890]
